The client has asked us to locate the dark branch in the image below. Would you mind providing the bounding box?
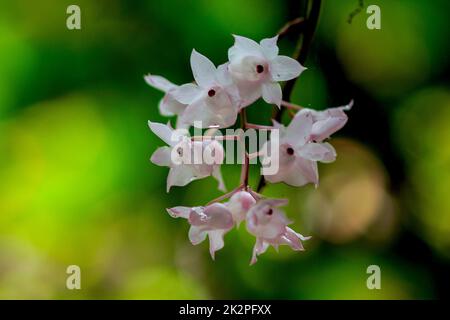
[257,0,322,192]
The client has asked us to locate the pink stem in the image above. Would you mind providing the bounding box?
[206,185,244,206]
[281,100,304,110]
[239,109,250,189]
[248,188,264,201]
[245,123,275,130]
[191,135,239,141]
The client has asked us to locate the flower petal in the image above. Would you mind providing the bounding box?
[293,157,318,186]
[319,142,337,163]
[188,226,207,245]
[298,142,336,162]
[166,206,191,219]
[270,55,306,81]
[309,101,352,141]
[201,203,234,230]
[311,115,347,141]
[150,146,172,167]
[172,83,201,105]
[191,49,217,87]
[216,63,233,86]
[286,110,313,146]
[148,121,179,146]
[250,238,269,265]
[208,229,226,259]
[261,82,282,107]
[144,74,177,92]
[212,166,226,192]
[158,94,186,117]
[260,35,279,60]
[166,165,197,192]
[280,227,308,250]
[228,35,263,61]
[180,92,238,128]
[265,155,318,187]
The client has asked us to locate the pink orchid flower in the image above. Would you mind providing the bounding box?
[262,102,351,187]
[148,121,225,192]
[172,50,241,128]
[167,203,234,259]
[246,198,310,265]
[144,74,188,128]
[228,35,306,107]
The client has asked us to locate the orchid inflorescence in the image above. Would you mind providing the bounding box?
[145,34,352,265]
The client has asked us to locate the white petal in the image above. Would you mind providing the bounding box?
[208,230,226,259]
[228,35,263,61]
[150,146,172,167]
[202,203,234,230]
[270,55,306,81]
[309,102,352,141]
[265,156,317,187]
[188,226,207,245]
[180,93,238,128]
[190,49,217,87]
[144,74,177,92]
[212,166,226,192]
[293,158,318,186]
[298,142,336,162]
[261,82,282,107]
[311,116,347,141]
[236,82,262,108]
[260,35,279,60]
[250,238,269,265]
[166,165,196,192]
[172,83,201,105]
[260,198,289,208]
[286,110,313,146]
[158,94,186,117]
[319,142,337,163]
[166,206,191,219]
[148,121,177,146]
[216,63,233,86]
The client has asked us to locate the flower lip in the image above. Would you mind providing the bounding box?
[208,89,216,97]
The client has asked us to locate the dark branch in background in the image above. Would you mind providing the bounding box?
[347,0,364,24]
[257,0,322,192]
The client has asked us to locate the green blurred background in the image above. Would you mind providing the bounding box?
[0,0,449,299]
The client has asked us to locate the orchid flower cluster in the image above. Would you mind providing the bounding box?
[145,35,351,264]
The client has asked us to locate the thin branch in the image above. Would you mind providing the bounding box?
[239,109,250,188]
[191,135,239,141]
[281,100,304,110]
[277,17,306,39]
[245,123,275,130]
[206,185,243,206]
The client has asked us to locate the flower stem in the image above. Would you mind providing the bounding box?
[206,185,244,206]
[277,17,306,39]
[245,123,275,130]
[281,100,304,110]
[191,135,239,141]
[239,109,250,189]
